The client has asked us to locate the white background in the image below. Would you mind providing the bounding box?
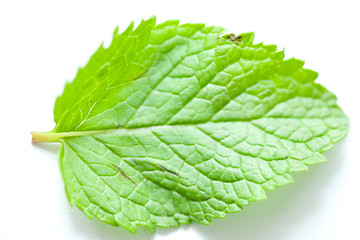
[1,0,359,239]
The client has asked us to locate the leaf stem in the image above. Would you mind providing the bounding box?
[31,130,108,143]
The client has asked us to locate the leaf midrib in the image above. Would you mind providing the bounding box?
[35,113,334,143]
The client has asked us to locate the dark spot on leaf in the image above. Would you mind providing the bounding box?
[111,163,137,185]
[136,70,148,79]
[222,33,242,44]
[157,164,180,177]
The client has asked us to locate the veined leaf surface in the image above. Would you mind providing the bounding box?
[32,16,348,233]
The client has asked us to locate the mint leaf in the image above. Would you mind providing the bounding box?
[31,17,348,234]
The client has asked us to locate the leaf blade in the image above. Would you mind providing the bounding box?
[51,17,348,233]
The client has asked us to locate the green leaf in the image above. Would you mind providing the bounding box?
[32,17,348,233]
